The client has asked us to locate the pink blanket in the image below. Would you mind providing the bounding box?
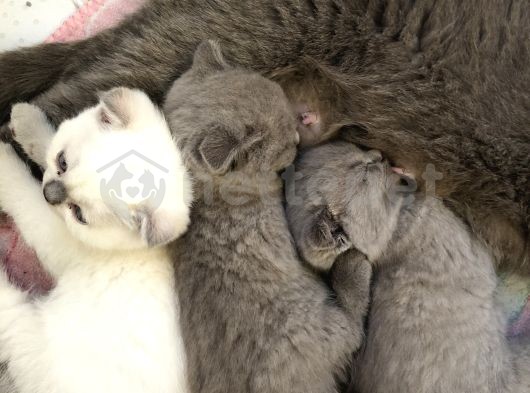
[1,0,529,339]
[46,0,146,43]
[1,0,145,291]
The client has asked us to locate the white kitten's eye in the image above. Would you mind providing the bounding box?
[69,203,88,225]
[57,151,68,174]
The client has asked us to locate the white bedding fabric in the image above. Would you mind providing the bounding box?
[0,0,85,51]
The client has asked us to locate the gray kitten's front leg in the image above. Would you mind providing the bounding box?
[331,249,372,331]
[9,103,55,169]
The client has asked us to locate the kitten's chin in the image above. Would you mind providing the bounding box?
[67,213,191,251]
[76,232,147,252]
[65,221,147,251]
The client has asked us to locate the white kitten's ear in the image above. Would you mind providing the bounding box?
[98,88,131,128]
[191,40,231,77]
[131,208,190,247]
[98,87,158,129]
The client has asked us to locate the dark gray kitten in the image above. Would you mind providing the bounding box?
[163,41,371,393]
[0,0,528,274]
[287,140,530,393]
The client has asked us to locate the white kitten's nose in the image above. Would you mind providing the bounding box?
[43,180,67,205]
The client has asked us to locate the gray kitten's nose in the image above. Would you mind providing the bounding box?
[43,180,67,205]
[366,150,383,164]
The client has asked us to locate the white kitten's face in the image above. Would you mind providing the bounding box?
[42,88,193,250]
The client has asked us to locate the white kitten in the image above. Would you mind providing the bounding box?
[0,88,192,393]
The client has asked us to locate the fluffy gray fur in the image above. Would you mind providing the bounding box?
[164,41,371,393]
[286,140,530,393]
[0,0,527,273]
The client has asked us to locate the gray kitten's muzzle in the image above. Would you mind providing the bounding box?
[43,180,67,205]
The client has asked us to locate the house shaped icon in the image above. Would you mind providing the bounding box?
[96,150,169,174]
[97,149,169,214]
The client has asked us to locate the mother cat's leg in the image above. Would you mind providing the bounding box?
[0,0,362,126]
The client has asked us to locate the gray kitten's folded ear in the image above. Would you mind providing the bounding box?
[197,125,239,174]
[196,124,263,175]
[191,40,231,77]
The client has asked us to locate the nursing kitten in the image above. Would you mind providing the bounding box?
[0,0,528,274]
[0,88,192,393]
[165,40,371,393]
[287,141,530,393]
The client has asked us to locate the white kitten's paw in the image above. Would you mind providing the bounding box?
[10,103,47,135]
[0,142,18,162]
[0,123,13,143]
[9,103,49,160]
[0,143,31,188]
[0,268,26,309]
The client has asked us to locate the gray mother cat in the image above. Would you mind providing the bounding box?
[287,141,530,393]
[1,0,528,275]
[164,41,371,393]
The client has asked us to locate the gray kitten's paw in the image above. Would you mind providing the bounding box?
[331,250,372,315]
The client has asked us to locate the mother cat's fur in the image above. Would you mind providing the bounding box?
[0,0,528,273]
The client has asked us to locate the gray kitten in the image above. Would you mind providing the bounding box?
[287,141,530,393]
[164,41,371,393]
